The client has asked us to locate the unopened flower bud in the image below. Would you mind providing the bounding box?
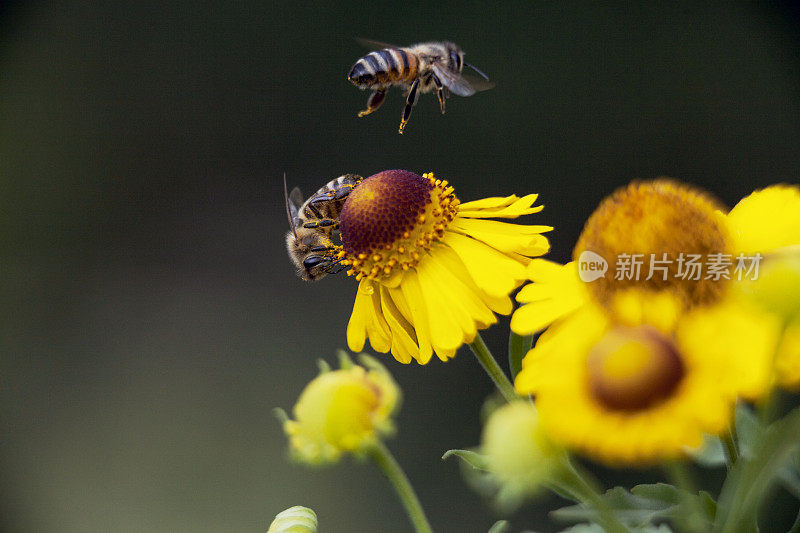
[279,354,400,465]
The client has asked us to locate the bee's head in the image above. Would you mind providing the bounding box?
[286,229,338,281]
[445,43,464,72]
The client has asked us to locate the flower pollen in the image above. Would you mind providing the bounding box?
[339,170,459,281]
[587,325,685,412]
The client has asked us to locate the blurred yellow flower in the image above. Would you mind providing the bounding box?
[279,354,400,465]
[515,291,775,466]
[481,401,563,500]
[341,170,551,364]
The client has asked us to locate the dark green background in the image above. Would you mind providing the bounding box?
[1,1,799,531]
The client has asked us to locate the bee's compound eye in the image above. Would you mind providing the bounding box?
[303,256,325,269]
[450,50,461,70]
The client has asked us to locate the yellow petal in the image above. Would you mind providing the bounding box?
[458,195,522,210]
[442,231,527,298]
[450,218,551,256]
[416,257,473,356]
[399,270,434,364]
[347,280,391,354]
[727,184,800,254]
[511,260,588,334]
[776,318,800,388]
[511,298,577,335]
[424,250,495,330]
[677,300,780,400]
[458,194,544,219]
[346,279,372,352]
[379,286,418,364]
[434,244,513,315]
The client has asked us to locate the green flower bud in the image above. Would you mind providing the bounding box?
[267,506,317,533]
[280,354,400,465]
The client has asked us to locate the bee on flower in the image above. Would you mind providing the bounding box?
[337,169,551,364]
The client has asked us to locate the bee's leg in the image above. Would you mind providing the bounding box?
[303,218,337,230]
[358,89,386,117]
[398,78,420,134]
[432,74,446,114]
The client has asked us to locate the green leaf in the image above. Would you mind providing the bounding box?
[698,491,717,522]
[442,449,490,471]
[557,525,605,533]
[508,331,533,379]
[272,407,289,424]
[552,484,713,529]
[488,520,510,533]
[714,405,800,533]
[558,525,673,533]
[551,486,675,527]
[631,483,682,506]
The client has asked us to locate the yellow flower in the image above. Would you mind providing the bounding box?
[279,354,400,465]
[340,170,551,364]
[480,401,563,501]
[515,291,775,466]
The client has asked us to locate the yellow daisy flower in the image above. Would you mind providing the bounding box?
[340,170,551,364]
[515,291,775,466]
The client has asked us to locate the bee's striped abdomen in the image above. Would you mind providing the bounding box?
[348,49,418,87]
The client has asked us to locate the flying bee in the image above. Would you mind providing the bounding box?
[284,173,363,281]
[348,39,494,134]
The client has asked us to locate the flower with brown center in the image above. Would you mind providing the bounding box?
[339,170,552,364]
[514,290,775,465]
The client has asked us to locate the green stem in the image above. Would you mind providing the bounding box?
[469,332,518,402]
[721,425,739,469]
[367,441,434,533]
[714,406,800,533]
[508,331,533,379]
[550,455,629,533]
[790,508,800,533]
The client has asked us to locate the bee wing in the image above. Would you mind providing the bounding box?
[431,64,476,97]
[283,174,302,238]
[460,72,495,92]
[356,38,402,51]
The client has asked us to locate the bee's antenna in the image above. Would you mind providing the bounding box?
[283,172,298,240]
[465,62,489,80]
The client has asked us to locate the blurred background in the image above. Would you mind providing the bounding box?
[1,1,799,531]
